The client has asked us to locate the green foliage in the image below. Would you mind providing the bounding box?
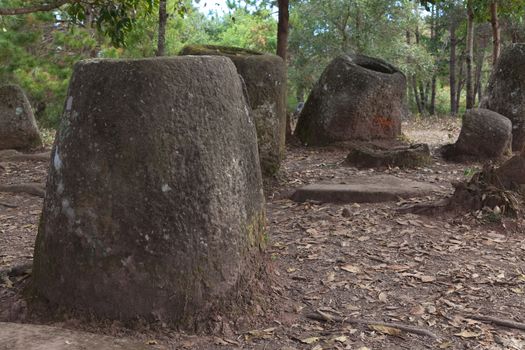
[214,9,276,52]
[464,166,480,178]
[120,1,278,56]
[288,0,435,111]
[0,11,101,127]
[64,0,156,47]
[0,0,278,129]
[3,0,524,130]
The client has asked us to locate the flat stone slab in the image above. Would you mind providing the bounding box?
[291,175,442,203]
[0,322,162,350]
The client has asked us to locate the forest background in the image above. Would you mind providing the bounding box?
[1,0,525,130]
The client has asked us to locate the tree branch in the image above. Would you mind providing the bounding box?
[466,314,525,331]
[0,0,74,16]
[306,310,438,339]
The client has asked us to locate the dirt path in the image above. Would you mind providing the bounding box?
[2,119,525,349]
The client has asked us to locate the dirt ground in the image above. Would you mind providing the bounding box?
[2,117,525,349]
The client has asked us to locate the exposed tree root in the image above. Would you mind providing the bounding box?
[466,314,525,332]
[0,201,18,208]
[0,149,50,162]
[306,309,438,339]
[0,262,32,289]
[399,161,523,216]
[0,262,32,279]
[0,183,45,198]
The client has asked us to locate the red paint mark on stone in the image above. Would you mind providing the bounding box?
[373,116,394,131]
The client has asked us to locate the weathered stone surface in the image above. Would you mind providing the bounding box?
[32,56,266,327]
[481,44,525,151]
[345,143,431,169]
[495,154,525,189]
[0,322,159,350]
[441,108,512,161]
[291,175,441,203]
[180,45,286,176]
[0,85,41,150]
[295,54,407,146]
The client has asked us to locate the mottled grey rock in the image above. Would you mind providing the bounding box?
[481,44,525,151]
[291,175,441,203]
[0,322,160,350]
[180,45,286,176]
[448,108,512,160]
[295,54,407,146]
[32,56,266,327]
[0,85,41,150]
[345,143,431,169]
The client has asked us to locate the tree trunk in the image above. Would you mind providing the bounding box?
[418,82,427,114]
[276,0,289,61]
[0,0,71,15]
[430,76,437,115]
[277,0,292,141]
[425,81,431,110]
[405,30,423,114]
[466,0,475,109]
[334,5,351,52]
[450,19,458,115]
[414,2,427,114]
[429,3,437,115]
[456,55,465,111]
[156,0,167,57]
[474,46,485,106]
[490,1,501,64]
[412,76,424,114]
[296,86,304,104]
[355,4,362,52]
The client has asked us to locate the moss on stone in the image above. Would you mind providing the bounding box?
[179,44,263,56]
[245,210,267,251]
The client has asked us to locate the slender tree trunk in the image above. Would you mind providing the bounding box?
[511,31,519,43]
[412,76,424,114]
[450,20,458,115]
[413,8,426,115]
[296,86,304,104]
[415,21,426,113]
[418,82,427,114]
[340,6,351,52]
[466,0,475,109]
[424,81,431,107]
[156,0,167,56]
[456,55,465,111]
[355,4,362,52]
[474,46,485,106]
[430,75,437,115]
[277,0,289,61]
[490,1,501,63]
[406,29,422,115]
[277,0,292,140]
[429,3,437,115]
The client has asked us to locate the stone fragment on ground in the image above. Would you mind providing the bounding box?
[0,322,162,350]
[295,54,407,146]
[345,143,431,169]
[291,175,441,203]
[481,43,525,151]
[0,85,42,150]
[441,108,512,161]
[180,44,286,176]
[0,149,50,161]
